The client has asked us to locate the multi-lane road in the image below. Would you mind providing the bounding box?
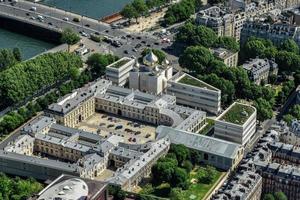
[0,0,176,60]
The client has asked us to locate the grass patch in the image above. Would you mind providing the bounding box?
[140,167,223,200]
[198,119,214,135]
[179,75,217,91]
[109,59,130,69]
[220,103,254,125]
[181,167,223,200]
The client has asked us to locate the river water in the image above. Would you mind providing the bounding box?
[0,28,56,60]
[41,0,132,19]
[0,0,131,59]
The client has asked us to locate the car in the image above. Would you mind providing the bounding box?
[94,32,100,35]
[145,133,151,138]
[26,13,30,16]
[115,125,123,130]
[132,48,137,52]
[85,24,90,27]
[126,34,131,38]
[121,36,126,39]
[135,44,142,49]
[136,36,141,39]
[105,30,109,33]
[30,16,35,20]
[124,50,128,54]
[99,123,106,126]
[107,124,114,128]
[128,138,132,142]
[30,6,36,11]
[147,44,151,47]
[154,42,159,45]
[81,32,88,37]
[132,138,136,142]
[48,22,53,26]
[63,17,69,21]
[141,40,146,44]
[134,131,141,135]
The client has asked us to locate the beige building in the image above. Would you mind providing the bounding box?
[211,47,239,67]
[129,51,173,95]
[106,57,135,86]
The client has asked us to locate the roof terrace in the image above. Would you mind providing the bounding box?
[220,103,255,125]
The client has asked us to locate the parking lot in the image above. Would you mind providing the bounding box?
[76,112,156,144]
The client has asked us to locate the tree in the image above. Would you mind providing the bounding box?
[86,53,118,77]
[275,51,300,73]
[274,191,288,200]
[280,39,299,54]
[197,166,217,184]
[176,23,217,47]
[216,36,239,52]
[60,28,80,52]
[283,114,294,125]
[132,0,148,16]
[182,160,193,173]
[12,48,22,61]
[190,149,202,165]
[289,104,300,119]
[0,52,82,106]
[151,158,177,185]
[163,0,195,26]
[254,98,273,122]
[170,188,185,200]
[263,194,275,200]
[171,167,189,189]
[179,46,214,74]
[243,39,266,60]
[169,144,190,165]
[0,49,19,70]
[121,4,138,23]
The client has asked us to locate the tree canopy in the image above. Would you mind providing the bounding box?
[60,28,80,51]
[163,0,195,25]
[86,53,118,77]
[0,52,82,105]
[0,48,21,70]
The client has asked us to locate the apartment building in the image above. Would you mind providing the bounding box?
[215,102,257,145]
[242,58,278,85]
[211,47,239,67]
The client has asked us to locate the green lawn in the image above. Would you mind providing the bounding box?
[140,167,223,200]
[181,168,223,200]
[198,119,215,135]
[221,103,255,125]
[109,59,130,68]
[179,75,217,91]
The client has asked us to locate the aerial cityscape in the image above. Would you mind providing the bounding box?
[0,0,299,199]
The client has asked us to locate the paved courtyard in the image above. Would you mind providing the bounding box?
[76,112,156,144]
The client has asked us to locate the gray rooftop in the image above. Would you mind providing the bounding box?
[156,126,241,159]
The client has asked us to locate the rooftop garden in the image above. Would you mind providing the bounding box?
[179,75,217,91]
[220,103,255,125]
[198,118,215,135]
[109,58,130,69]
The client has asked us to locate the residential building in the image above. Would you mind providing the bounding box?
[156,126,244,170]
[281,119,300,145]
[105,57,135,86]
[196,6,246,41]
[241,21,300,47]
[129,51,173,94]
[242,58,278,85]
[167,73,221,114]
[213,171,262,200]
[215,102,257,145]
[211,47,239,67]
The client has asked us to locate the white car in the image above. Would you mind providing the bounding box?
[63,17,69,21]
[81,32,88,37]
[30,6,36,11]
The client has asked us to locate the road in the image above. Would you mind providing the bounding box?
[0,0,178,63]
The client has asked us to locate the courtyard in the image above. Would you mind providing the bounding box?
[76,112,156,144]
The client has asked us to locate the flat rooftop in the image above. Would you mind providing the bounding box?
[108,58,131,69]
[220,103,255,125]
[178,74,218,91]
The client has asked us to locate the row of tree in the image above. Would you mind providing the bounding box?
[0,48,21,70]
[263,192,288,200]
[176,22,239,52]
[241,37,300,73]
[0,173,43,200]
[0,52,82,106]
[121,0,149,23]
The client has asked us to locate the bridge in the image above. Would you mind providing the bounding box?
[0,0,178,65]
